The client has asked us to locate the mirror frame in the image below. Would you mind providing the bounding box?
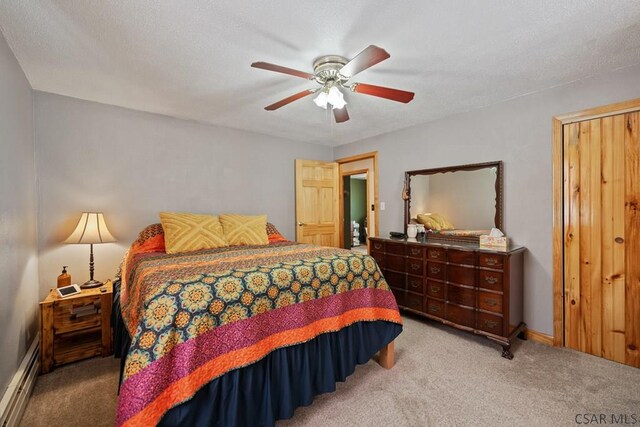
[403,160,503,243]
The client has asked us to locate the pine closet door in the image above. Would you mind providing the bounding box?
[564,111,639,367]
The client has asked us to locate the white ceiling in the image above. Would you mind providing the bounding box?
[1,1,640,146]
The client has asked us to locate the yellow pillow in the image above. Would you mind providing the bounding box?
[417,213,441,231]
[431,213,455,230]
[219,214,269,246]
[159,212,228,254]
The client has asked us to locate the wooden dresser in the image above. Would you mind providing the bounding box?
[370,236,525,358]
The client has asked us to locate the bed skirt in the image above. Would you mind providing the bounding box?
[112,280,402,427]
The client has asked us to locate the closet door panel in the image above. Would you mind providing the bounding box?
[564,112,639,368]
[624,112,639,367]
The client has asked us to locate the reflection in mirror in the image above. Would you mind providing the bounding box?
[410,168,498,230]
[404,161,503,243]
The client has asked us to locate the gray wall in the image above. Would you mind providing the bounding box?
[0,33,38,396]
[34,92,332,297]
[334,64,640,336]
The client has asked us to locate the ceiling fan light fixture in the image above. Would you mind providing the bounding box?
[313,90,328,109]
[327,86,346,109]
[314,85,346,110]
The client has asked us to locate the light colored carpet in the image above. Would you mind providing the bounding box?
[20,316,640,426]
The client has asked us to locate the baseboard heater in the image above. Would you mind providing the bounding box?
[0,335,39,427]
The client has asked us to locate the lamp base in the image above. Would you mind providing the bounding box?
[81,279,103,289]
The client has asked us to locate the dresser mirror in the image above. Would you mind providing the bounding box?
[404,161,503,243]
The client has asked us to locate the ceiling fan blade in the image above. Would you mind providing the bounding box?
[333,106,350,123]
[251,62,315,80]
[339,45,390,78]
[264,89,316,111]
[351,83,415,103]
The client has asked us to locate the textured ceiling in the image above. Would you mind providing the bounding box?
[1,1,640,146]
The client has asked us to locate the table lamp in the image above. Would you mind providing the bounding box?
[64,212,116,288]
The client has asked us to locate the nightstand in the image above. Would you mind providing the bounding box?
[39,280,113,374]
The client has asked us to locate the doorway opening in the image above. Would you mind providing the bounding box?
[342,172,368,254]
[336,151,379,252]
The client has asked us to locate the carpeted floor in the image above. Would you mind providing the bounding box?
[20,315,640,426]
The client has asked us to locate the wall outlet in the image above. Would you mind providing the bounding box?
[380,202,386,211]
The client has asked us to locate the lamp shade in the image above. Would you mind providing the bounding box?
[64,212,116,244]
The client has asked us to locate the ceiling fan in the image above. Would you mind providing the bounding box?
[251,45,415,124]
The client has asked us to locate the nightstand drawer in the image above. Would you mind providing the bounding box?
[54,298,102,334]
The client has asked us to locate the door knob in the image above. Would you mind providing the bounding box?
[298,222,306,226]
[615,237,624,244]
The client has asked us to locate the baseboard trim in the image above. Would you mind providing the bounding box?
[525,328,554,346]
[0,334,39,427]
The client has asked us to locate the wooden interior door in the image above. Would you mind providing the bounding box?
[295,159,339,247]
[563,111,639,367]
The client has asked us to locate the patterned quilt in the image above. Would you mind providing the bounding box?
[116,241,402,427]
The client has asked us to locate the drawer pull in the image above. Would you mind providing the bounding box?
[430,285,441,293]
[430,266,441,274]
[374,243,383,250]
[485,257,498,266]
[484,276,498,285]
[410,248,421,256]
[409,281,421,289]
[430,252,440,259]
[484,298,498,307]
[483,320,498,329]
[411,263,421,271]
[429,305,440,313]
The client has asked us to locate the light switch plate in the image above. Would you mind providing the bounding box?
[380,202,386,211]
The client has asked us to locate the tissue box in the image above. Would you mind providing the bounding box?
[479,235,509,250]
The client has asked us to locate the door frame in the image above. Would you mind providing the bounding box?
[335,151,379,249]
[552,97,640,347]
[340,169,370,249]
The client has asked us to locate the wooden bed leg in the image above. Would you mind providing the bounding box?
[378,341,395,369]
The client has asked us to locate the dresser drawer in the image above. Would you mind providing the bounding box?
[427,248,445,261]
[407,245,424,259]
[386,242,406,256]
[386,254,406,272]
[370,251,385,268]
[405,292,423,312]
[447,249,475,265]
[371,240,384,252]
[426,263,445,280]
[446,303,475,328]
[383,269,406,290]
[407,275,424,294]
[407,258,424,275]
[426,298,445,318]
[447,285,476,307]
[426,280,444,299]
[477,312,503,336]
[479,253,504,269]
[479,270,503,291]
[448,265,475,287]
[478,292,503,313]
[54,298,101,335]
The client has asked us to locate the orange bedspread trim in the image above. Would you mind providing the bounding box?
[122,307,401,427]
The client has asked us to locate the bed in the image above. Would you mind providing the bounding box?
[113,223,402,427]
